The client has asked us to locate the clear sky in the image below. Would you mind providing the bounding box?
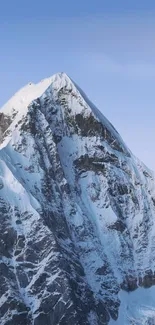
[0,0,155,170]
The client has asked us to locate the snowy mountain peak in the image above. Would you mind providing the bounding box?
[0,72,129,155]
[0,72,75,148]
[0,73,155,325]
[0,74,58,116]
[0,72,73,116]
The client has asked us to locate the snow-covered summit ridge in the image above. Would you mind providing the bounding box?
[0,72,154,179]
[1,72,131,157]
[0,72,71,116]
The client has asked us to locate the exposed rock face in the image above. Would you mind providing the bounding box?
[0,73,155,324]
[0,113,12,143]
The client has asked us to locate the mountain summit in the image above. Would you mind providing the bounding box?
[0,73,155,325]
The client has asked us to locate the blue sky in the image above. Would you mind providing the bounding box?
[0,1,155,169]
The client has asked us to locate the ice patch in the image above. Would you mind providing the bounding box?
[109,287,155,325]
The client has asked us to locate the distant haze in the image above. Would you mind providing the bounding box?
[0,0,154,170]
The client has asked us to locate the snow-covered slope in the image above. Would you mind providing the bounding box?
[0,72,155,325]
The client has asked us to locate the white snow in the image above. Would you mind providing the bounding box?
[109,287,155,325]
[1,76,57,116]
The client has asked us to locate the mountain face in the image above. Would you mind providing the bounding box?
[0,72,155,325]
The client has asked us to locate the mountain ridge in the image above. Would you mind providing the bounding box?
[0,72,155,325]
